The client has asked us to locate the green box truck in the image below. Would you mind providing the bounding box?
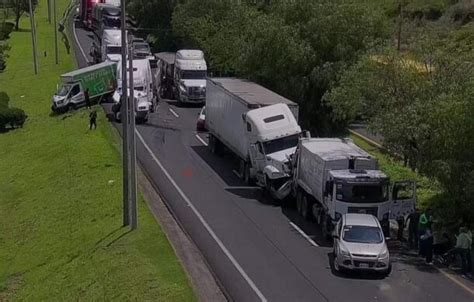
[51,61,117,112]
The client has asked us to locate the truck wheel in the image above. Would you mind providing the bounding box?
[301,194,312,221]
[244,163,253,185]
[296,190,303,215]
[321,214,331,241]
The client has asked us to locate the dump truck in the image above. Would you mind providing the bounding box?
[206,78,301,199]
[51,61,117,112]
[290,137,416,238]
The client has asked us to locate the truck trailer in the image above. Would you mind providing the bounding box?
[52,61,117,112]
[290,137,416,237]
[206,78,301,199]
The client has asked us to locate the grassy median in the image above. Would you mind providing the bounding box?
[0,1,195,300]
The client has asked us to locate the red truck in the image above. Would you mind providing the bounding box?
[79,0,104,29]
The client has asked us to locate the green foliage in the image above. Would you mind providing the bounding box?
[326,26,474,224]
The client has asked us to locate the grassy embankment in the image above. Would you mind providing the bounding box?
[0,1,195,300]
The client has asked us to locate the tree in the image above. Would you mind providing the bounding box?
[12,0,37,31]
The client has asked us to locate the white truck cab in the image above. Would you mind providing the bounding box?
[246,104,301,198]
[174,49,207,103]
[101,29,121,62]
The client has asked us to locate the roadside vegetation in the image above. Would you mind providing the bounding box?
[0,0,195,300]
[127,0,473,228]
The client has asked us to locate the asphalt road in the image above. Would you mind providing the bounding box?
[69,17,474,302]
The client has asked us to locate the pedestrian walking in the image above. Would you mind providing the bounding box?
[443,226,472,277]
[85,88,91,109]
[406,209,420,249]
[89,109,97,130]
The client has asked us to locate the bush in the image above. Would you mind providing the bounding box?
[0,105,27,130]
[0,91,9,108]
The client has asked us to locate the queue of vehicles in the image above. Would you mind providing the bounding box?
[67,0,415,276]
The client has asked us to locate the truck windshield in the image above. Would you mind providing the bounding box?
[103,17,120,28]
[107,46,121,54]
[336,182,388,203]
[134,44,150,53]
[181,70,206,79]
[57,85,71,96]
[263,134,299,155]
[343,225,383,244]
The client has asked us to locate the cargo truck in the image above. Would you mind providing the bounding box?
[155,50,207,103]
[79,0,104,30]
[206,78,301,199]
[52,61,117,112]
[290,137,416,238]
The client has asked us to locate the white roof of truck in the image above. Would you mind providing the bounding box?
[209,78,297,107]
[102,29,121,45]
[302,138,373,161]
[176,49,204,60]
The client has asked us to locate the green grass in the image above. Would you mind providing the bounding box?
[0,1,195,300]
[350,134,440,208]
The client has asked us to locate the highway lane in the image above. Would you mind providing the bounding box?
[69,18,474,302]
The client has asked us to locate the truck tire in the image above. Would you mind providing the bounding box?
[301,194,313,221]
[321,214,332,241]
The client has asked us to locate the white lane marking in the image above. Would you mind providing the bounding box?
[289,222,319,247]
[195,134,208,146]
[72,15,89,63]
[168,108,179,118]
[136,130,267,302]
[232,170,242,178]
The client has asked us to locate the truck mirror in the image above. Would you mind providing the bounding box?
[305,131,311,138]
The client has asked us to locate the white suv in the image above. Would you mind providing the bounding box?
[333,213,391,275]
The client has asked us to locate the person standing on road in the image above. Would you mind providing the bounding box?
[443,226,472,277]
[420,227,434,264]
[89,109,97,130]
[85,88,91,109]
[418,208,433,254]
[406,209,420,249]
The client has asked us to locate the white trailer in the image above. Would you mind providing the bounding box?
[291,137,416,237]
[206,78,301,199]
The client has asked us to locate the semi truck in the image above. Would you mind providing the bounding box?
[101,29,121,62]
[155,50,207,103]
[91,3,120,37]
[79,0,104,29]
[112,59,156,122]
[52,61,116,112]
[290,137,416,238]
[206,78,301,199]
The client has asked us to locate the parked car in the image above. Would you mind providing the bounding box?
[196,106,206,131]
[332,214,391,275]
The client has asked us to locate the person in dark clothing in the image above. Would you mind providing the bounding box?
[418,208,433,254]
[420,227,433,264]
[84,89,91,109]
[89,110,97,130]
[397,216,406,242]
[406,209,420,249]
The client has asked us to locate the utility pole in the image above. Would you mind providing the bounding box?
[28,0,38,75]
[128,38,138,230]
[53,0,58,64]
[120,0,130,227]
[47,0,51,24]
[397,1,402,52]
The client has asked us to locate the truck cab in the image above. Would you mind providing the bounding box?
[101,29,121,62]
[324,170,416,235]
[246,104,301,199]
[113,59,156,122]
[173,50,207,103]
[52,82,84,111]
